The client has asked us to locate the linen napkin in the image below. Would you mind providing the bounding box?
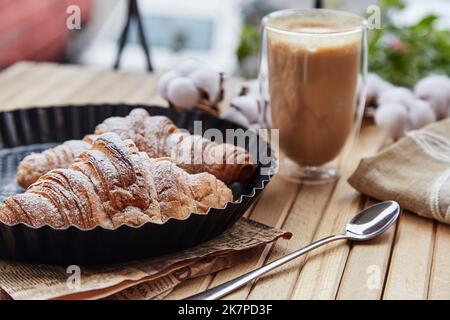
[349,118,450,224]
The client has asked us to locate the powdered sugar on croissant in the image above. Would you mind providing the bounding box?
[1,133,232,229]
[16,139,92,189]
[96,109,255,184]
[17,109,256,188]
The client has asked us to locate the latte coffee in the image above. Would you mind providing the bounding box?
[265,12,363,168]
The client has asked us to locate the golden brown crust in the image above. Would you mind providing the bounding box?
[2,133,232,229]
[163,132,255,184]
[16,108,256,188]
[16,140,91,189]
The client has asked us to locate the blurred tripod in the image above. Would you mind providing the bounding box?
[114,0,153,71]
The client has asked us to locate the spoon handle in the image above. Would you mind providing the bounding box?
[185,233,348,300]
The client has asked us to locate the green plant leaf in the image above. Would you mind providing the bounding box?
[368,6,450,87]
[237,25,260,64]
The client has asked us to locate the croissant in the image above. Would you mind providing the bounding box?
[17,109,256,188]
[16,139,92,190]
[1,133,233,229]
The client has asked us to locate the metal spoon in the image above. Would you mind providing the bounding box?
[186,200,400,300]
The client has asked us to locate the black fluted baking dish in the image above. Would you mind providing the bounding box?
[0,104,276,265]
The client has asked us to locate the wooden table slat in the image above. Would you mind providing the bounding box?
[0,63,60,107]
[428,223,450,299]
[336,198,398,300]
[1,65,97,108]
[0,62,36,85]
[382,213,435,300]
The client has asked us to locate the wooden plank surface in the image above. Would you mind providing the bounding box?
[247,183,336,299]
[336,198,398,300]
[383,213,435,300]
[428,223,450,299]
[0,62,446,300]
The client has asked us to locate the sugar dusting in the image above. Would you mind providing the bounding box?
[1,133,232,229]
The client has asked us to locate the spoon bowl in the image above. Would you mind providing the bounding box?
[345,201,401,241]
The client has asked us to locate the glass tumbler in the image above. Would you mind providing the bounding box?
[259,9,367,183]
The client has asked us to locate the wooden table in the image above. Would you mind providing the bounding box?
[0,62,449,300]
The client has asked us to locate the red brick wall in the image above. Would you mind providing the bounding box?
[0,0,92,67]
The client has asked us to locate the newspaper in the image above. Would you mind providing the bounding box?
[0,218,291,300]
[107,253,246,300]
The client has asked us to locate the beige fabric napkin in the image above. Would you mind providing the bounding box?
[349,119,450,224]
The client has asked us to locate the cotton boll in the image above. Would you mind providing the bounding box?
[189,67,221,102]
[246,80,259,96]
[166,77,200,110]
[414,75,450,119]
[230,95,260,123]
[375,103,409,139]
[378,87,416,107]
[158,70,181,100]
[175,59,204,76]
[233,79,272,128]
[366,73,394,105]
[220,108,251,128]
[236,80,259,97]
[407,99,436,130]
[368,73,393,95]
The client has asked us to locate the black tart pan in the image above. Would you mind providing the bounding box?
[0,104,275,265]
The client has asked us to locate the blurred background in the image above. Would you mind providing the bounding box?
[1,0,449,85]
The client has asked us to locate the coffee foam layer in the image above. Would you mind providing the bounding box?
[266,15,363,50]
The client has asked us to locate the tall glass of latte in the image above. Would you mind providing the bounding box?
[260,9,367,182]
